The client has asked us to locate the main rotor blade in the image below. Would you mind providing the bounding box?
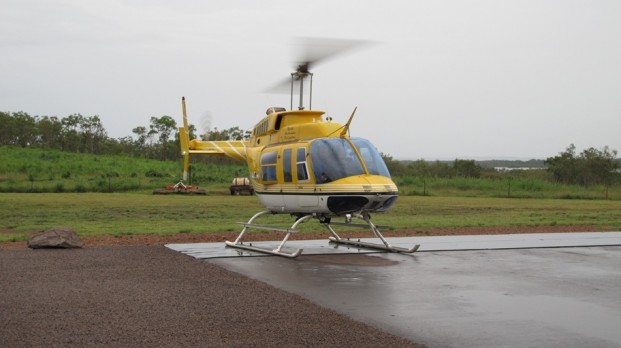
[265,77,292,94]
[291,37,374,72]
[262,37,375,95]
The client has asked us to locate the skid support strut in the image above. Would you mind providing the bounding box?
[325,212,420,253]
[224,211,311,258]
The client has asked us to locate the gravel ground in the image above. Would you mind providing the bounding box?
[0,245,421,347]
[0,226,601,347]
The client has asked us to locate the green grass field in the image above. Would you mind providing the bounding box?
[2,146,620,243]
[395,176,621,200]
[0,146,245,193]
[2,146,620,200]
[1,193,620,243]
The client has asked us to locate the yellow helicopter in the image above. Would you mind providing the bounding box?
[178,39,419,257]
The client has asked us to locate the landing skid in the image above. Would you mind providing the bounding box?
[224,211,419,258]
[224,211,309,258]
[324,212,420,253]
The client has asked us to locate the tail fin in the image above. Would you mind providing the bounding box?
[178,97,248,181]
[180,97,191,181]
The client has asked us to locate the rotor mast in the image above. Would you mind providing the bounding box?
[290,63,314,111]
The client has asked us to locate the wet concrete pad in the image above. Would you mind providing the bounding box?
[174,232,621,347]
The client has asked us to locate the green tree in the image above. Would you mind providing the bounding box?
[11,112,37,147]
[132,126,148,147]
[545,144,619,186]
[79,115,107,154]
[407,159,431,177]
[149,116,178,160]
[149,116,177,144]
[453,159,482,178]
[381,153,404,176]
[61,114,83,152]
[579,146,618,186]
[430,161,452,178]
[36,116,63,149]
[204,126,250,141]
[0,111,15,145]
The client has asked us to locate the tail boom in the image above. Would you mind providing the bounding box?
[187,140,248,162]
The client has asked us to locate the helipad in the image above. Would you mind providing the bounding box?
[166,232,621,347]
[166,231,621,258]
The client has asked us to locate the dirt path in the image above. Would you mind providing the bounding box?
[0,225,602,250]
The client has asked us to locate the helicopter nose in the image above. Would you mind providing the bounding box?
[327,196,369,215]
[326,191,398,215]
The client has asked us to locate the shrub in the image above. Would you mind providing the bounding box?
[54,183,64,193]
[145,169,165,177]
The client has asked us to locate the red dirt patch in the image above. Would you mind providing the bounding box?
[0,225,606,250]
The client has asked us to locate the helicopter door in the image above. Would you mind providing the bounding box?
[295,146,318,207]
[258,150,285,211]
[278,147,294,211]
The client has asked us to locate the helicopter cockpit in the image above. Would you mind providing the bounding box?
[310,137,391,183]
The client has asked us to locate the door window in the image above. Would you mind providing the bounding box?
[283,148,292,182]
[260,151,277,182]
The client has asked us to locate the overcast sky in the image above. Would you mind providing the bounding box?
[2,0,620,159]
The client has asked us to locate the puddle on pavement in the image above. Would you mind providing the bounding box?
[297,253,399,266]
[457,290,621,344]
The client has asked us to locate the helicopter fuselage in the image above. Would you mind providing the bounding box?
[182,108,398,217]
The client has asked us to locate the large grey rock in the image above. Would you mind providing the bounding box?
[28,227,83,249]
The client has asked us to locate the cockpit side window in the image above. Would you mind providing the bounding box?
[310,138,365,183]
[351,138,391,177]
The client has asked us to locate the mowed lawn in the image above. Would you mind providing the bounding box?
[1,193,620,242]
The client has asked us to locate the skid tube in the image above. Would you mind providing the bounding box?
[224,210,311,258]
[324,212,420,253]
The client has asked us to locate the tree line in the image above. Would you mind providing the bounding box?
[0,111,252,161]
[1,111,618,187]
[383,156,485,179]
[383,145,619,187]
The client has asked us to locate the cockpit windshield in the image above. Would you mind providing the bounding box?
[350,137,391,178]
[310,138,364,183]
[310,137,391,183]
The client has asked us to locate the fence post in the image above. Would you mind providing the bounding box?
[507,179,511,198]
